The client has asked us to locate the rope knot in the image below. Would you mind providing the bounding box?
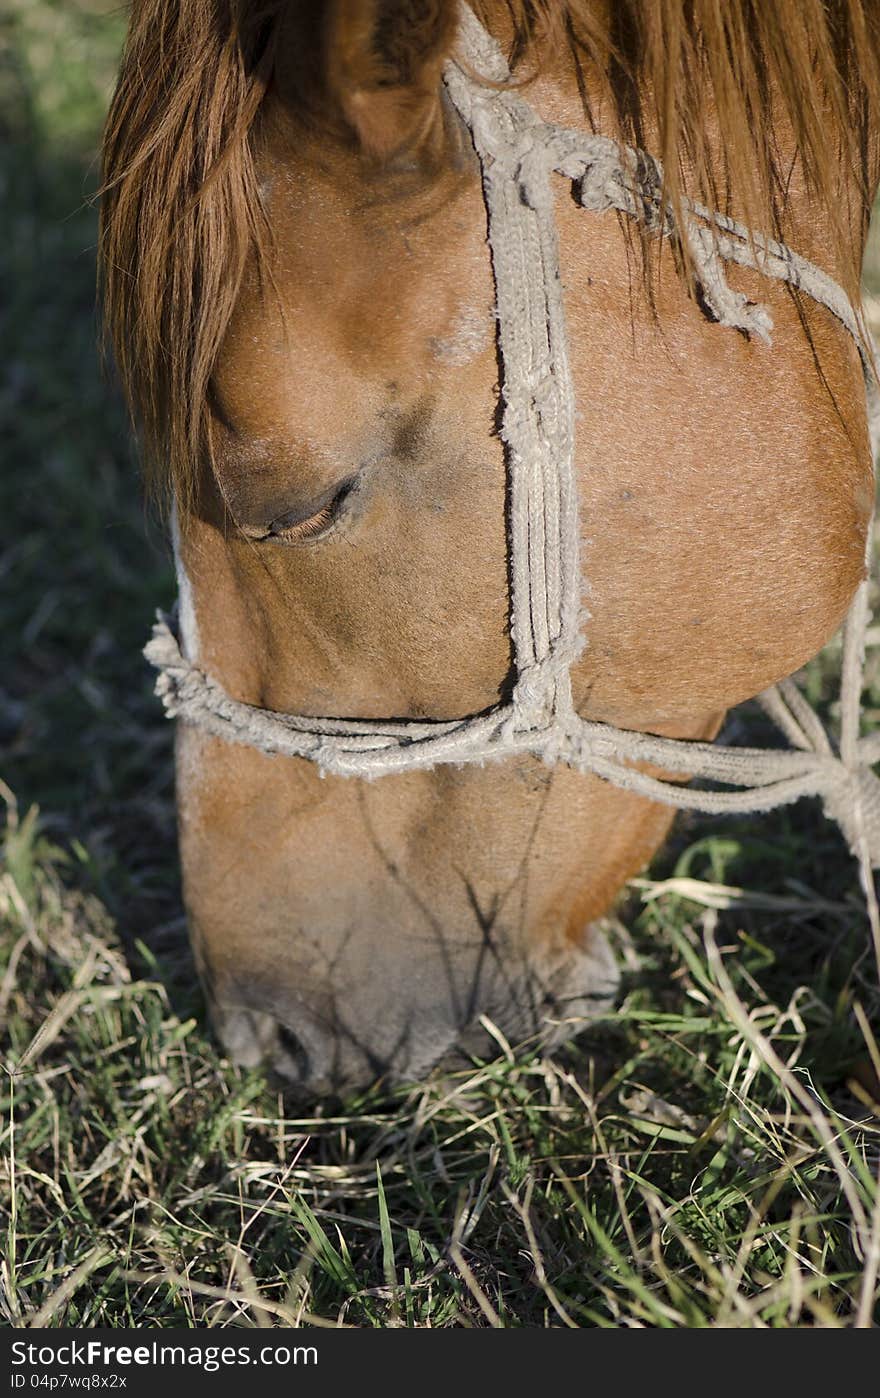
[823,764,880,869]
[685,222,774,344]
[507,652,573,734]
[575,154,623,214]
[144,612,190,716]
[575,149,670,234]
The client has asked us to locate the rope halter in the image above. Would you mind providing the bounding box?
[146,3,880,926]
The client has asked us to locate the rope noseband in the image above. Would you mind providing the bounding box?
[146,4,880,918]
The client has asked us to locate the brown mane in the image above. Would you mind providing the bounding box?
[99,1,880,505]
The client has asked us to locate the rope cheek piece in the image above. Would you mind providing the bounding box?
[145,3,880,923]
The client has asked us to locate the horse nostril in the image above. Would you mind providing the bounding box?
[275,1023,311,1081]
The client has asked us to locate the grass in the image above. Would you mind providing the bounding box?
[1,0,880,1330]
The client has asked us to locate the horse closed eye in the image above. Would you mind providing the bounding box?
[270,502,336,543]
[250,478,357,546]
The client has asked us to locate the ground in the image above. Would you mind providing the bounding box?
[1,0,879,1328]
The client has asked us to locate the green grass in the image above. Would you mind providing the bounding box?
[1,0,880,1330]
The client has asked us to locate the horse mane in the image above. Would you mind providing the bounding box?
[99,1,880,505]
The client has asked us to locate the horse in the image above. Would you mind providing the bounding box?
[99,1,880,1096]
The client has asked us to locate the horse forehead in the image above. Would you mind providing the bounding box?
[262,149,489,341]
[214,171,494,442]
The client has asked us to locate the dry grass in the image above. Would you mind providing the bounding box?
[2,796,879,1328]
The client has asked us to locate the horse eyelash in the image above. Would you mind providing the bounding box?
[271,504,336,543]
[266,476,359,544]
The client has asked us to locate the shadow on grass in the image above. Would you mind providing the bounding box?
[1,31,196,1016]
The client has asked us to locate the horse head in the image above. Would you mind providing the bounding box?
[101,1,879,1094]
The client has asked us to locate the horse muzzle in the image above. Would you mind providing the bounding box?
[206,925,620,1097]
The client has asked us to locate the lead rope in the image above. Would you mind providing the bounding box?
[145,2,880,958]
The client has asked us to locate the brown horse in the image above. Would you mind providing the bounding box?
[101,1,880,1095]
